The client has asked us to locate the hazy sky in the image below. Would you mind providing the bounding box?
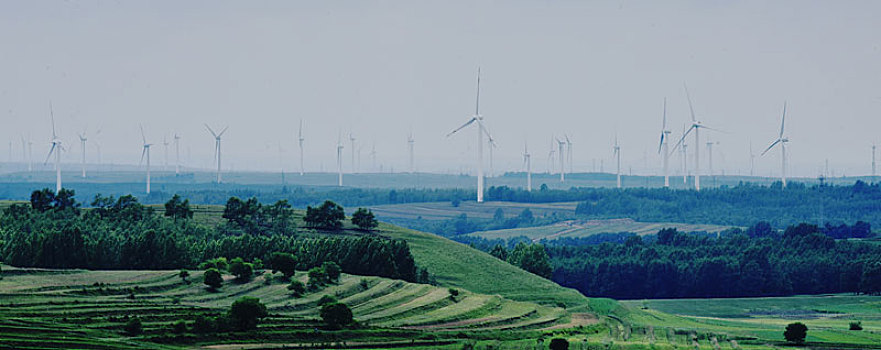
[1,1,880,177]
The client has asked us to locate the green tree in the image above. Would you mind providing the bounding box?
[784,322,808,344]
[351,208,378,231]
[321,261,341,283]
[204,268,223,291]
[860,262,881,295]
[489,244,508,261]
[229,257,254,282]
[124,317,143,335]
[549,338,569,350]
[308,266,327,287]
[507,242,553,279]
[287,280,306,297]
[320,302,353,329]
[228,296,267,331]
[30,188,55,212]
[179,269,190,283]
[164,194,193,219]
[304,200,345,229]
[317,294,338,306]
[269,252,298,279]
[171,320,187,334]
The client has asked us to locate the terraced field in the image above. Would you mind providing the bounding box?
[0,264,589,349]
[466,218,734,242]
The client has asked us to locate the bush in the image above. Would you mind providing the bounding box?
[317,294,338,307]
[322,261,341,283]
[228,297,267,331]
[351,208,378,231]
[320,302,353,329]
[124,317,143,335]
[171,320,187,334]
[268,252,298,279]
[204,268,223,291]
[359,278,369,290]
[307,267,327,289]
[192,315,213,333]
[199,257,228,271]
[850,321,863,331]
[784,322,808,344]
[304,200,345,229]
[287,280,306,297]
[178,269,190,283]
[550,338,569,350]
[229,258,254,282]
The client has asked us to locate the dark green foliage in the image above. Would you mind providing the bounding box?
[164,194,193,219]
[317,294,338,307]
[30,188,80,214]
[199,258,229,271]
[308,267,328,289]
[304,200,345,229]
[204,268,223,290]
[268,252,298,279]
[359,278,369,289]
[351,208,378,231]
[179,269,189,283]
[229,257,254,282]
[448,288,459,297]
[489,244,508,261]
[849,321,862,331]
[507,242,552,279]
[171,320,187,334]
[550,338,569,350]
[223,197,295,236]
[320,302,353,329]
[860,262,881,295]
[322,261,341,283]
[124,317,143,335]
[287,280,306,297]
[784,322,808,344]
[228,296,267,331]
[192,315,213,333]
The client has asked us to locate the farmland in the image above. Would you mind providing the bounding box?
[465,218,732,242]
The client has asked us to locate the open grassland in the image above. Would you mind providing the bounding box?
[467,218,733,241]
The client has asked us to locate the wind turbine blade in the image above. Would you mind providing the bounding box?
[700,125,728,134]
[140,147,146,165]
[204,124,217,138]
[139,124,146,144]
[476,119,495,144]
[218,126,229,137]
[49,101,57,139]
[475,67,481,116]
[446,118,476,137]
[683,83,697,122]
[761,139,781,156]
[780,101,786,138]
[299,119,303,139]
[44,144,56,164]
[670,126,695,153]
[658,133,665,154]
[662,97,667,130]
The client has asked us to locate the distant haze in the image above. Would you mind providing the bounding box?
[1,1,879,178]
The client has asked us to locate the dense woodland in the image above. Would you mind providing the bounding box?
[0,189,424,283]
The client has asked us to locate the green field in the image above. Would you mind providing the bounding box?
[466,218,733,241]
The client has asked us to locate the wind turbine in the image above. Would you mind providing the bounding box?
[565,135,573,175]
[446,68,494,203]
[548,138,556,174]
[174,133,181,174]
[523,141,532,191]
[162,135,170,172]
[749,140,755,177]
[77,130,87,178]
[21,135,33,173]
[44,102,63,193]
[556,137,566,182]
[370,143,377,172]
[671,84,722,190]
[298,119,305,176]
[658,98,671,187]
[349,133,356,173]
[706,138,718,179]
[336,132,344,186]
[408,132,415,174]
[872,144,876,178]
[614,135,621,188]
[487,136,497,178]
[761,102,789,187]
[139,125,153,194]
[205,124,228,183]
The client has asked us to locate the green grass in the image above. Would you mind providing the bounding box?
[467,217,734,241]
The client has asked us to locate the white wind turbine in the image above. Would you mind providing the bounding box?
[21,135,33,173]
[139,125,153,194]
[447,68,494,203]
[487,136,497,178]
[658,98,671,187]
[44,103,63,193]
[370,143,377,172]
[337,132,344,186]
[174,133,181,174]
[408,132,415,174]
[298,119,305,176]
[749,140,755,177]
[614,135,622,188]
[523,141,532,191]
[162,136,170,172]
[761,102,789,187]
[205,124,228,183]
[547,140,556,174]
[349,133,356,173]
[555,137,566,182]
[671,84,722,190]
[565,135,573,174]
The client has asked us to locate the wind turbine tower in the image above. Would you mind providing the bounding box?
[658,98,671,187]
[162,136,170,172]
[408,133,415,174]
[174,133,181,174]
[556,137,566,182]
[298,120,305,176]
[523,141,532,191]
[672,84,721,190]
[78,131,87,178]
[140,126,153,194]
[349,133,356,173]
[44,103,63,193]
[614,135,621,188]
[205,124,228,183]
[566,135,572,174]
[761,102,789,187]
[447,68,494,203]
[337,133,344,186]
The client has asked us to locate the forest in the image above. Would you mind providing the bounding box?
[0,189,424,283]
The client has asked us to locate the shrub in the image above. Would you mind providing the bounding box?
[204,268,223,291]
[359,279,369,290]
[304,200,345,229]
[784,322,808,344]
[317,294,338,307]
[550,338,569,350]
[229,257,254,282]
[351,208,378,231]
[287,280,306,297]
[178,269,190,283]
[320,302,353,329]
[124,317,143,335]
[322,261,341,283]
[850,321,863,331]
[228,297,267,331]
[192,315,213,333]
[307,267,327,289]
[268,252,298,279]
[171,320,187,334]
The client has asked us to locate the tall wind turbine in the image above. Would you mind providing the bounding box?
[349,133,356,174]
[565,135,572,174]
[370,143,377,172]
[556,137,566,182]
[487,136,497,178]
[447,68,494,203]
[761,102,789,187]
[548,138,556,174]
[658,98,671,187]
[21,135,33,173]
[706,139,718,179]
[749,140,755,177]
[139,125,153,194]
[298,119,305,176]
[205,124,228,183]
[614,135,622,188]
[77,130,87,178]
[162,136,170,172]
[523,141,532,191]
[44,103,63,193]
[872,144,876,178]
[174,133,181,174]
[408,132,415,174]
[671,84,722,190]
[336,133,344,186]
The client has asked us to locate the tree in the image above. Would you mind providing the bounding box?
[30,189,55,212]
[489,244,508,261]
[784,322,808,344]
[269,252,298,279]
[179,269,190,283]
[317,294,338,306]
[228,296,267,331]
[549,338,569,350]
[229,257,254,282]
[351,208,378,231]
[287,280,306,297]
[860,262,881,295]
[507,242,553,279]
[321,261,341,283]
[171,320,187,334]
[192,315,213,333]
[320,302,353,329]
[493,208,505,222]
[164,194,193,219]
[304,200,345,229]
[308,267,327,289]
[204,268,223,291]
[124,317,143,335]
